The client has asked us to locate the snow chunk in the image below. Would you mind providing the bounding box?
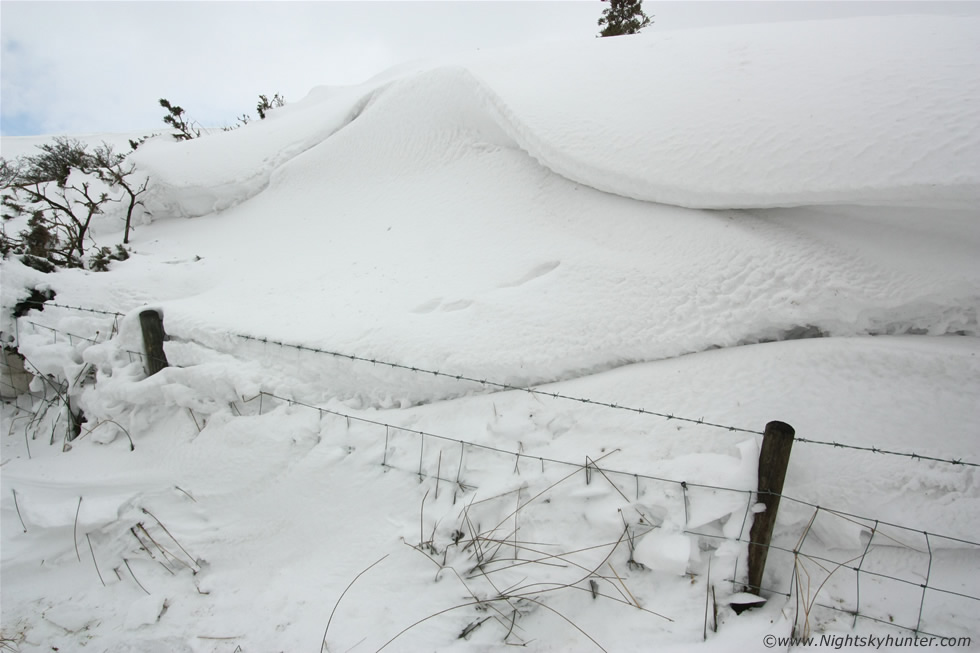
[634,527,693,576]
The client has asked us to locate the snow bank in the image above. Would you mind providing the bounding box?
[119,14,979,219]
[126,85,378,218]
[466,15,980,209]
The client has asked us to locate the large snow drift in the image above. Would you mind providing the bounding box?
[127,14,980,216]
[3,14,979,389]
[2,12,980,653]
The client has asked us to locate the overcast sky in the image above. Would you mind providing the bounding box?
[2,1,977,138]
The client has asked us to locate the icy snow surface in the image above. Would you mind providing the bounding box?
[2,13,979,653]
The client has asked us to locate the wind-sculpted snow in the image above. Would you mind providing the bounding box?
[8,35,977,392]
[126,15,979,221]
[127,84,387,219]
[117,57,973,391]
[463,15,980,209]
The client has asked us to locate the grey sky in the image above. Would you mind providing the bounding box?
[2,1,977,137]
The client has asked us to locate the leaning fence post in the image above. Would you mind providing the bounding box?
[139,309,169,376]
[747,420,795,596]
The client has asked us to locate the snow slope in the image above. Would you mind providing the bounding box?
[122,15,980,217]
[2,13,979,653]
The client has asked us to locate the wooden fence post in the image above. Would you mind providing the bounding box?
[747,420,795,596]
[139,309,169,376]
[0,347,33,398]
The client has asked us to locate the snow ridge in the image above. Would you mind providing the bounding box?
[463,15,980,209]
[130,15,980,221]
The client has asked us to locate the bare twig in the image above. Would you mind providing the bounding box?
[77,418,135,450]
[703,556,711,641]
[23,417,31,458]
[521,596,609,652]
[73,496,82,561]
[608,563,639,608]
[458,616,491,639]
[86,533,105,586]
[124,557,150,594]
[141,507,197,568]
[588,457,630,503]
[11,489,28,532]
[137,522,194,572]
[174,485,197,502]
[407,544,523,636]
[435,450,442,500]
[187,408,202,433]
[420,489,430,549]
[320,554,388,653]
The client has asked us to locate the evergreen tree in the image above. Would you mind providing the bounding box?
[597,0,652,37]
[159,98,200,141]
[256,93,285,120]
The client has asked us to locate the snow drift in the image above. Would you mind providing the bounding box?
[2,12,980,653]
[130,14,980,217]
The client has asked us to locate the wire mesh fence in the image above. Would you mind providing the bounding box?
[9,300,978,467]
[239,389,979,641]
[3,301,978,642]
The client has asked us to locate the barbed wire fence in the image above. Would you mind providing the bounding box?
[10,301,980,468]
[238,388,978,640]
[3,302,979,642]
[226,333,980,468]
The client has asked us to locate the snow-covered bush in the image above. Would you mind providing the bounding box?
[1,138,149,267]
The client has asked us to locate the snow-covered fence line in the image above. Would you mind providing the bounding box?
[4,305,979,643]
[208,326,980,470]
[246,388,979,641]
[13,317,147,368]
[14,301,980,469]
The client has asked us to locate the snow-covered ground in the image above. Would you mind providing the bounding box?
[2,14,979,653]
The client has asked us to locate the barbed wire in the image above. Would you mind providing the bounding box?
[6,308,978,639]
[10,316,973,546]
[22,320,102,346]
[16,320,148,366]
[19,300,125,317]
[251,388,980,639]
[14,301,980,469]
[229,333,765,435]
[793,436,977,467]
[226,334,980,469]
[253,389,980,550]
[252,388,979,638]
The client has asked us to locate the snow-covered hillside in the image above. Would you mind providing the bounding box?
[2,14,979,653]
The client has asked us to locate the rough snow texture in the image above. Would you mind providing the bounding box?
[4,16,979,388]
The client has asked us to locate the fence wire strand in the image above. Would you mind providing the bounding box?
[4,304,979,642]
[253,389,980,552]
[14,300,980,469]
[247,387,979,639]
[228,333,977,468]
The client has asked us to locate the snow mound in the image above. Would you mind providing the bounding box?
[128,84,380,218]
[4,16,979,388]
[131,15,980,218]
[467,15,980,209]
